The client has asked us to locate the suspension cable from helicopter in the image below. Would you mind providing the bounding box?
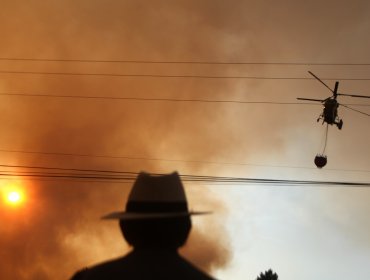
[323,124,329,154]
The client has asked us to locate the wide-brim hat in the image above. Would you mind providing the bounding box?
[102,171,210,220]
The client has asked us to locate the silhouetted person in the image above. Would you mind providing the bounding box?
[70,172,216,280]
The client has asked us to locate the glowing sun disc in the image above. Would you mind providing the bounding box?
[1,181,27,207]
[5,190,24,205]
[8,191,21,202]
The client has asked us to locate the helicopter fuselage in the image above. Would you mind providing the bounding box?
[322,98,339,125]
[317,98,343,129]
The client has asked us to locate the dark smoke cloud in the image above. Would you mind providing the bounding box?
[0,1,238,279]
[0,89,232,279]
[3,1,369,279]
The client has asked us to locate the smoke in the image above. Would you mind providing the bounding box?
[0,79,235,279]
[0,1,243,279]
[2,1,369,280]
[0,87,232,280]
[181,188,231,273]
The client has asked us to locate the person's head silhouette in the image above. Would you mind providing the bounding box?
[70,172,215,280]
[103,172,208,250]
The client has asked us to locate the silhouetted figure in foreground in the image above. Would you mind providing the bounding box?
[70,172,215,280]
[256,269,278,280]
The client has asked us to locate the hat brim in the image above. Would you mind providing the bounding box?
[101,211,211,220]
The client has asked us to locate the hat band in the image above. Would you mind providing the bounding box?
[126,201,188,213]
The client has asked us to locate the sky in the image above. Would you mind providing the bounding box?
[0,1,369,279]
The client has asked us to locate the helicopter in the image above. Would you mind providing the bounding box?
[298,71,370,168]
[297,71,370,130]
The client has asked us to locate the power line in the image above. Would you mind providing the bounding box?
[1,148,370,174]
[0,164,369,187]
[0,163,137,175]
[1,57,370,66]
[1,92,369,106]
[0,176,134,185]
[1,70,370,80]
[0,92,322,105]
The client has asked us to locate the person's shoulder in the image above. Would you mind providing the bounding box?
[69,256,129,280]
[69,252,218,280]
[70,268,88,280]
[177,255,217,280]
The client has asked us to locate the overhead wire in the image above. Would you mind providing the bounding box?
[1,57,370,66]
[1,145,370,175]
[0,60,368,177]
[0,163,137,175]
[0,92,322,105]
[0,92,369,107]
[1,57,370,82]
[1,70,370,80]
[0,164,369,187]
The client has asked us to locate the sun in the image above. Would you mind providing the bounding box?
[4,189,25,206]
[7,191,23,204]
[1,183,26,207]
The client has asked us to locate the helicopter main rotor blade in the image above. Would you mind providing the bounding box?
[337,93,370,99]
[297,97,324,102]
[340,104,370,117]
[308,71,334,93]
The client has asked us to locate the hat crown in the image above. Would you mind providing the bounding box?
[128,172,187,203]
[102,171,209,220]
